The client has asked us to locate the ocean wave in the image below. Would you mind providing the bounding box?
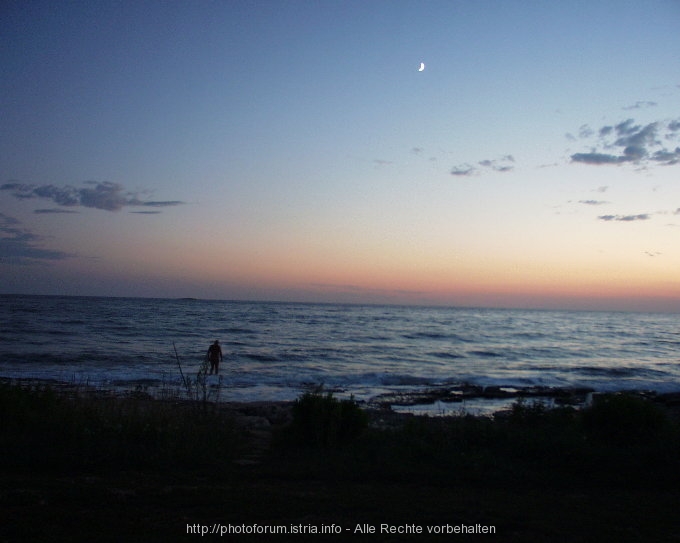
[346,372,435,387]
[217,327,258,335]
[467,350,503,358]
[428,351,465,360]
[401,331,472,342]
[579,366,670,379]
[243,352,280,363]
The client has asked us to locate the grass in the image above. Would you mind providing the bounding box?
[2,384,680,541]
[0,382,243,472]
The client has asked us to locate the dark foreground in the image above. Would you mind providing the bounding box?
[2,382,680,542]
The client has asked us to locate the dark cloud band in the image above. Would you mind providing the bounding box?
[0,213,74,263]
[0,181,185,212]
[451,155,515,177]
[598,214,650,222]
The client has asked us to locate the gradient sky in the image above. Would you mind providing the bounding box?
[2,1,680,311]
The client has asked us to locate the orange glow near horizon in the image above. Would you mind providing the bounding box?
[113,230,680,308]
[157,251,680,309]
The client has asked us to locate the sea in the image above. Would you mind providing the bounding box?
[1,294,679,414]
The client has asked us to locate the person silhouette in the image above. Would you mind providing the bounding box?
[207,340,223,375]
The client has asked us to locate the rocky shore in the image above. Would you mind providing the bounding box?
[4,375,680,417]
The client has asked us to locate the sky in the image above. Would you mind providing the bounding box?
[2,0,680,311]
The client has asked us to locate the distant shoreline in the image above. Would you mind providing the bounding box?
[4,291,680,314]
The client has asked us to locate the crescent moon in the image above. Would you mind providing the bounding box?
[418,62,425,71]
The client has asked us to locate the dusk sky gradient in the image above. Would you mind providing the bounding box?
[2,1,680,311]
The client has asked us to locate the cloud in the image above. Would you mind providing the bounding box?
[597,214,651,222]
[0,213,74,264]
[570,118,680,167]
[598,126,613,137]
[650,148,680,165]
[372,159,393,167]
[565,125,596,140]
[613,119,658,153]
[135,200,185,208]
[578,124,594,138]
[0,181,185,212]
[622,101,657,110]
[33,208,79,214]
[571,152,623,165]
[450,163,477,177]
[481,161,511,172]
[451,155,515,177]
[579,200,608,205]
[480,155,515,172]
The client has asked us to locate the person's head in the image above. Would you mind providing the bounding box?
[214,340,219,345]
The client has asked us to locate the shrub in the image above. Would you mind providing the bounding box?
[288,392,368,448]
[581,393,670,446]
